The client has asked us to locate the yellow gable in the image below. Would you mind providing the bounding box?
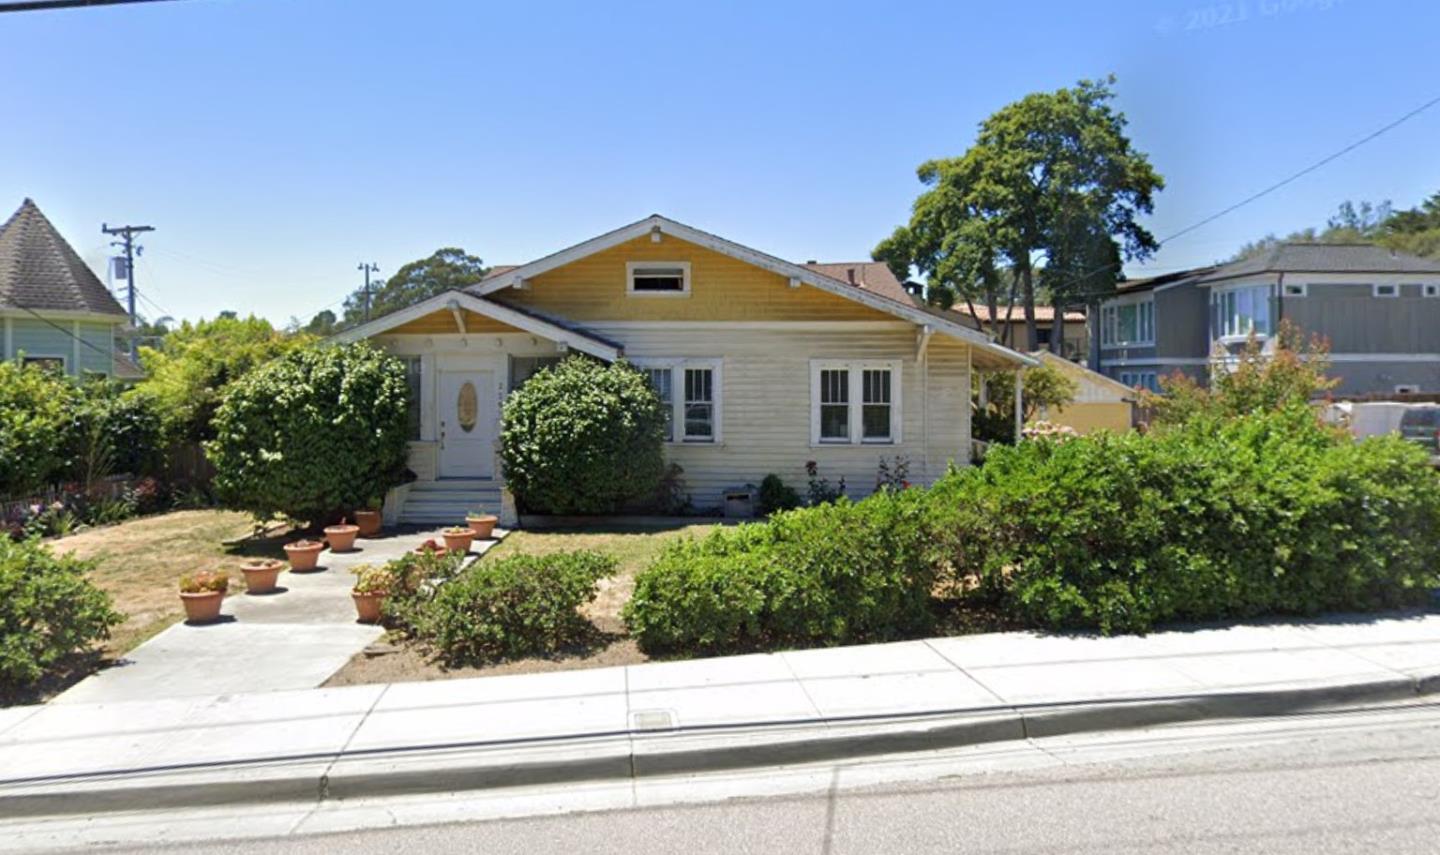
[387,308,525,335]
[491,234,893,322]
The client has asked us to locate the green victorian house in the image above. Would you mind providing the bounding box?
[0,198,138,378]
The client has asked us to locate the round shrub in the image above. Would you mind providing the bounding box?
[0,538,122,690]
[207,343,410,523]
[417,550,616,663]
[500,357,667,514]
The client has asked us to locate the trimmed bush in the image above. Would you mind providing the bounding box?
[624,489,935,654]
[207,343,410,523]
[500,357,666,515]
[0,538,122,688]
[927,405,1440,634]
[417,550,616,663]
[756,474,800,516]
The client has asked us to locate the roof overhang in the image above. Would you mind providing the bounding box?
[329,290,622,360]
[472,215,1036,368]
[0,307,130,325]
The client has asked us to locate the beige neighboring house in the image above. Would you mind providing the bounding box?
[954,304,1089,361]
[1029,350,1136,434]
[335,215,1035,524]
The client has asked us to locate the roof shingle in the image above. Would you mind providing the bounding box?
[0,198,127,316]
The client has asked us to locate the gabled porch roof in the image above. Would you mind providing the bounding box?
[331,290,623,360]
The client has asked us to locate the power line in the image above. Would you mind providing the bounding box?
[1051,90,1440,301]
[8,302,122,365]
[0,0,180,12]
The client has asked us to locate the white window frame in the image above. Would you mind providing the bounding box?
[1281,282,1307,298]
[1372,283,1399,298]
[19,354,69,374]
[633,357,722,443]
[1099,299,1155,349]
[626,261,691,298]
[1211,282,1273,341]
[1421,283,1440,298]
[809,359,902,446]
[1395,384,1421,394]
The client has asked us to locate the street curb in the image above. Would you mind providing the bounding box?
[3,671,1435,820]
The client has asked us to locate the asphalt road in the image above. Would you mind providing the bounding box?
[122,701,1440,855]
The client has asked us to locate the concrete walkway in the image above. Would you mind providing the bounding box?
[53,527,508,705]
[4,612,1439,830]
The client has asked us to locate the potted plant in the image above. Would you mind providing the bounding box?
[239,558,284,594]
[414,538,448,558]
[325,517,361,552]
[179,570,229,624]
[350,563,393,624]
[465,508,499,539]
[354,501,383,538]
[284,538,326,571]
[442,526,475,554]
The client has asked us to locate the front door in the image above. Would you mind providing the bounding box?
[438,370,495,478]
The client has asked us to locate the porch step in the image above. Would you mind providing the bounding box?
[399,481,502,525]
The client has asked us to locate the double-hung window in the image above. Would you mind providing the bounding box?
[811,360,901,445]
[637,359,721,443]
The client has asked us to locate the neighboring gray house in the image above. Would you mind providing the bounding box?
[0,198,136,378]
[1092,243,1440,396]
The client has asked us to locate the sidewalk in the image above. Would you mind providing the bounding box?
[53,527,507,705]
[4,613,1439,822]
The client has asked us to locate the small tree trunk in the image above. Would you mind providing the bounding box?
[1052,308,1066,356]
[1021,263,1038,352]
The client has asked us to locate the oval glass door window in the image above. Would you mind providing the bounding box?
[457,381,478,433]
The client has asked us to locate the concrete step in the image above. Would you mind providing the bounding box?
[410,479,501,493]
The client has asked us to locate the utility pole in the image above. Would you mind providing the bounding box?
[357,262,380,322]
[103,221,155,358]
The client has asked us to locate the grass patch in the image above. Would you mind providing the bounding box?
[51,510,295,658]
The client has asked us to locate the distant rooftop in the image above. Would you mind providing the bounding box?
[0,198,127,316]
[1118,242,1440,293]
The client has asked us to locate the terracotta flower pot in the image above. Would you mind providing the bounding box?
[442,528,475,554]
[352,591,386,624]
[180,590,224,624]
[240,559,284,594]
[414,543,448,559]
[354,510,383,538]
[284,540,325,571]
[466,514,499,539]
[325,522,360,553]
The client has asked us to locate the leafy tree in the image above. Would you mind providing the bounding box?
[876,76,1164,351]
[136,315,309,442]
[207,343,410,524]
[304,309,338,337]
[1143,320,1338,426]
[0,361,78,496]
[341,248,489,326]
[1234,191,1440,262]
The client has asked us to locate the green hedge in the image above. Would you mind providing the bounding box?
[500,357,667,514]
[207,343,410,522]
[0,538,122,689]
[417,550,616,663]
[624,489,936,654]
[928,406,1440,634]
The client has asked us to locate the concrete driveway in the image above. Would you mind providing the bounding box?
[54,527,505,705]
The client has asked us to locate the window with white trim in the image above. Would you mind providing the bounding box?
[636,359,720,443]
[1422,284,1439,298]
[1373,283,1398,298]
[811,361,901,445]
[1282,282,1307,297]
[1099,299,1154,347]
[627,261,691,296]
[1211,284,1271,339]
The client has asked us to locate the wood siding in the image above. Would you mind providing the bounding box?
[388,309,524,335]
[494,234,894,322]
[590,323,971,507]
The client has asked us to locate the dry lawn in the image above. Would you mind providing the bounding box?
[53,510,296,658]
[325,521,721,688]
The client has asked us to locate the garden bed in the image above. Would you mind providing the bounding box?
[323,522,719,687]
